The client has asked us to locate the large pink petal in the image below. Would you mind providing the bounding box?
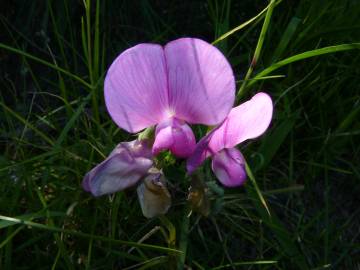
[164,38,235,125]
[104,44,169,133]
[208,92,273,152]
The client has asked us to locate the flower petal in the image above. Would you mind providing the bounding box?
[186,134,213,173]
[187,92,273,173]
[82,140,153,196]
[104,44,169,133]
[153,118,196,158]
[165,38,235,125]
[152,125,173,155]
[212,148,246,187]
[208,92,273,152]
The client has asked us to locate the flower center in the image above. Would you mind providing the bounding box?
[165,108,176,118]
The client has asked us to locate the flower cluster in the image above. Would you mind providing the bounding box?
[82,38,273,217]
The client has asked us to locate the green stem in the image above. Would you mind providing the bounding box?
[237,0,277,100]
[177,207,190,270]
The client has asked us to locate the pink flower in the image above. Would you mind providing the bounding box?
[82,140,153,196]
[187,93,273,187]
[104,38,235,158]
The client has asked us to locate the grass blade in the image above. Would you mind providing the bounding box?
[0,215,182,255]
[248,43,360,88]
[237,0,277,99]
[0,43,91,89]
[212,1,271,45]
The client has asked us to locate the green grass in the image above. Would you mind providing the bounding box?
[1,0,360,269]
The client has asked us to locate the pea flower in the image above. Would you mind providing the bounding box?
[83,37,235,202]
[82,140,153,196]
[187,93,273,187]
[104,38,235,158]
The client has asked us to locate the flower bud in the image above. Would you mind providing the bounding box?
[211,148,246,187]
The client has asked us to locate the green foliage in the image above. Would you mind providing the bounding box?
[1,0,359,269]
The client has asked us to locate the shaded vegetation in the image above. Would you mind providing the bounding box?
[0,0,359,269]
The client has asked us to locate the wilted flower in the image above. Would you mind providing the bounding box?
[187,92,273,187]
[82,140,153,196]
[104,38,235,158]
[137,168,171,218]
